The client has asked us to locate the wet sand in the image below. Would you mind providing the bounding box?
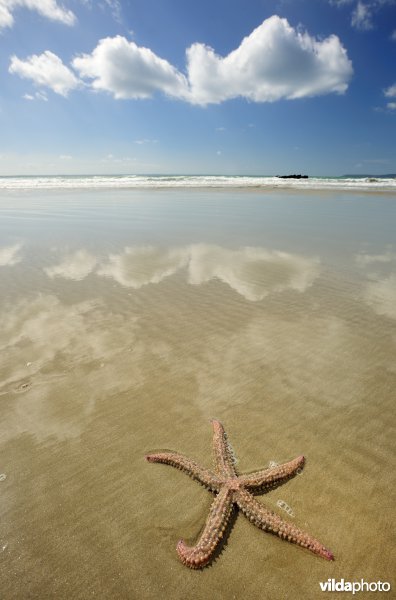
[0,189,395,599]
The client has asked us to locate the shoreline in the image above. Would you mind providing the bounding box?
[0,175,395,193]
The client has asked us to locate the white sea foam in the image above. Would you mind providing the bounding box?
[0,175,395,191]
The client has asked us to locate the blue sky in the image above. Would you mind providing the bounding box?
[0,0,395,175]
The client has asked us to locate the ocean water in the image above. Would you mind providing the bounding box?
[0,173,395,191]
[0,186,395,599]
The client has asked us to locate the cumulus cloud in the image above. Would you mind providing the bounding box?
[45,249,97,280]
[71,16,352,104]
[0,0,75,30]
[72,35,189,100]
[9,50,80,96]
[0,242,23,266]
[185,16,352,104]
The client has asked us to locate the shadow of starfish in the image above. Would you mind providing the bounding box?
[145,419,334,569]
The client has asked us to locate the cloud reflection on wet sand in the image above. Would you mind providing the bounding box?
[356,247,396,320]
[185,313,393,412]
[97,246,189,288]
[187,245,319,300]
[0,242,23,266]
[2,241,395,446]
[45,249,97,280]
[0,294,146,441]
[46,244,320,301]
[364,275,396,320]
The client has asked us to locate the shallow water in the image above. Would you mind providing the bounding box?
[0,188,395,599]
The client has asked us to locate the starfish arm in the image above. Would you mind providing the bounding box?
[211,419,237,478]
[239,455,305,491]
[235,488,334,561]
[177,486,234,569]
[145,451,221,491]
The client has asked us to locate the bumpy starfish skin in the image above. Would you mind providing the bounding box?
[145,419,334,568]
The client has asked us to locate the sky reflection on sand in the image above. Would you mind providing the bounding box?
[37,241,396,314]
[1,240,395,442]
[45,243,320,301]
[355,247,396,320]
[0,294,144,441]
[45,249,97,280]
[0,190,395,600]
[0,242,23,266]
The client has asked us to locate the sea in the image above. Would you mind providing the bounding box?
[0,173,395,191]
[0,177,395,599]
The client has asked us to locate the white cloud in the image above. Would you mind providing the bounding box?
[9,50,80,96]
[72,17,352,104]
[72,35,189,100]
[23,91,48,101]
[8,17,353,105]
[383,83,396,110]
[103,0,121,23]
[134,138,158,144]
[391,29,396,40]
[351,2,373,29]
[0,242,23,266]
[0,2,13,27]
[185,16,352,104]
[45,249,97,280]
[0,0,75,30]
[331,0,396,30]
[384,83,396,97]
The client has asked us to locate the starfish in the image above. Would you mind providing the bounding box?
[145,419,334,569]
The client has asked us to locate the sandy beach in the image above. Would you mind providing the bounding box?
[0,187,395,599]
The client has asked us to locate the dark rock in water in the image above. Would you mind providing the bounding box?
[276,174,309,179]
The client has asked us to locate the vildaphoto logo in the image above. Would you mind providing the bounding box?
[319,579,391,594]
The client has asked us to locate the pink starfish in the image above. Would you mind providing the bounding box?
[146,419,334,569]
